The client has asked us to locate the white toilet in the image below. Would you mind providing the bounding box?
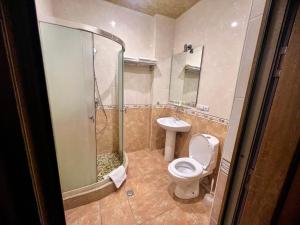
[168,133,219,199]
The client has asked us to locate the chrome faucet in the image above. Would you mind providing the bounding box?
[175,105,183,120]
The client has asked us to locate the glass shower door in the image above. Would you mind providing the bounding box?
[39,23,96,192]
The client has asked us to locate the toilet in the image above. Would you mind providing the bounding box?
[168,133,219,199]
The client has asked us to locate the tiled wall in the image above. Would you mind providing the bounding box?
[36,0,155,59]
[149,106,172,150]
[124,66,153,105]
[108,104,229,185]
[150,105,228,184]
[35,0,253,120]
[96,107,119,155]
[96,104,228,161]
[209,0,267,224]
[124,105,151,152]
[174,0,253,119]
[171,110,228,181]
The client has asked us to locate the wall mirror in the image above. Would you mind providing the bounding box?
[169,45,203,107]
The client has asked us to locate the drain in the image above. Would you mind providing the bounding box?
[127,190,134,197]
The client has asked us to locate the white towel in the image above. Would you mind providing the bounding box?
[108,165,127,188]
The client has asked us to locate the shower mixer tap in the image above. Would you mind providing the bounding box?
[89,115,95,123]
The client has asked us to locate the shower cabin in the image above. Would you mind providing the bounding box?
[38,17,126,207]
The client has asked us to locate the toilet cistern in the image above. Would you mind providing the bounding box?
[156,117,191,161]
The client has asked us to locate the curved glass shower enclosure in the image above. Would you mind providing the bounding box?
[39,18,125,194]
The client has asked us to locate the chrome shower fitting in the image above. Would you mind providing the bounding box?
[184,44,193,53]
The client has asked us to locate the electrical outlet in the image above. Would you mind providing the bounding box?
[198,104,209,112]
[203,105,209,112]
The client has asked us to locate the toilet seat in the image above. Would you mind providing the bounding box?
[168,157,203,179]
[167,134,219,199]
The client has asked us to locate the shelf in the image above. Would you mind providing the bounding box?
[185,64,200,72]
[124,57,157,69]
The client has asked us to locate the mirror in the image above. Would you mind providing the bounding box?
[169,45,203,107]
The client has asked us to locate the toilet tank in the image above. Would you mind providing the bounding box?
[189,134,219,172]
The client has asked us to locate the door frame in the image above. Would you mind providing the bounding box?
[221,0,300,224]
[0,0,298,224]
[0,1,65,224]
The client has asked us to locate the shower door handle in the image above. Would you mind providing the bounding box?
[89,115,95,123]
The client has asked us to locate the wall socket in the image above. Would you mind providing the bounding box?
[198,104,209,112]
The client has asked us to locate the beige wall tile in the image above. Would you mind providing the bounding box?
[149,107,171,150]
[96,108,119,155]
[222,98,244,162]
[39,0,155,59]
[234,15,263,99]
[173,0,252,119]
[149,107,228,185]
[169,110,228,183]
[250,0,267,19]
[210,169,228,224]
[35,0,254,121]
[124,107,151,152]
[124,66,153,105]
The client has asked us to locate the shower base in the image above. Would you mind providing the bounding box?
[97,152,122,181]
[62,151,127,210]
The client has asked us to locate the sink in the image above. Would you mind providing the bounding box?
[157,117,191,161]
[157,117,191,132]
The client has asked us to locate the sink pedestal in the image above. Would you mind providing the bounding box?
[157,117,191,161]
[164,130,176,161]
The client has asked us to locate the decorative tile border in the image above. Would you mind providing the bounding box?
[220,158,230,175]
[96,103,229,125]
[124,104,151,109]
[96,105,117,110]
[178,105,229,125]
[152,103,228,125]
[151,103,171,109]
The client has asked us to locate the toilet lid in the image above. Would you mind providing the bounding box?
[189,134,212,169]
[168,157,203,178]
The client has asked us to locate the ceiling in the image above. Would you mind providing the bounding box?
[104,0,200,18]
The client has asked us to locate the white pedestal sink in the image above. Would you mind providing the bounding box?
[157,117,191,161]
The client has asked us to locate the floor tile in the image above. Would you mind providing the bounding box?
[127,150,152,161]
[100,201,136,225]
[99,187,128,209]
[142,169,170,188]
[143,206,199,225]
[175,191,211,224]
[128,187,177,224]
[65,201,100,225]
[137,156,167,175]
[65,149,212,225]
[127,159,143,179]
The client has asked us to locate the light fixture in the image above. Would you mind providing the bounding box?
[231,21,238,28]
[110,20,116,28]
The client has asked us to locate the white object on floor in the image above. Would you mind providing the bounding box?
[108,165,127,188]
[204,193,214,205]
[168,134,219,199]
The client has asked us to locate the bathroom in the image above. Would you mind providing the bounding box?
[33,0,267,224]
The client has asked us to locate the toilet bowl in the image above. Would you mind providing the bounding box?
[168,134,219,199]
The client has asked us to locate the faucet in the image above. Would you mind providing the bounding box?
[175,104,183,120]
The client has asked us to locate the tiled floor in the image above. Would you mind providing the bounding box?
[65,150,212,225]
